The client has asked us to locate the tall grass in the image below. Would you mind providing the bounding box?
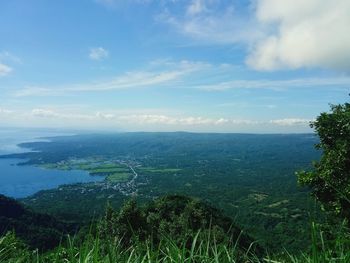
[1,222,350,263]
[265,220,350,263]
[0,229,259,263]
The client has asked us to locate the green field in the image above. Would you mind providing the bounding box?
[89,167,129,174]
[88,163,129,174]
[106,172,132,183]
[39,163,71,170]
[77,163,95,170]
[38,160,136,185]
[139,167,182,173]
[39,161,131,177]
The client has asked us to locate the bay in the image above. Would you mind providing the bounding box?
[0,128,103,198]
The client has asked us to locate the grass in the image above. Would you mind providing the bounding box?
[0,231,259,263]
[106,173,132,183]
[78,164,96,170]
[39,163,71,170]
[89,168,129,174]
[39,162,130,175]
[93,164,124,169]
[1,222,350,263]
[88,164,130,175]
[139,167,182,173]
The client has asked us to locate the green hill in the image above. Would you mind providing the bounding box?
[99,195,259,252]
[0,194,75,251]
[1,193,350,262]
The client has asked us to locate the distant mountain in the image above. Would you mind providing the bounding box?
[0,194,75,251]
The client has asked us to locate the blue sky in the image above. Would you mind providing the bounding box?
[0,0,349,133]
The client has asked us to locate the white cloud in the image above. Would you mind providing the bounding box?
[196,77,350,91]
[14,66,350,97]
[14,60,208,96]
[93,0,350,71]
[0,106,312,132]
[247,0,350,71]
[187,0,207,15]
[157,2,260,45]
[117,114,231,126]
[31,108,95,120]
[31,109,60,118]
[157,0,350,71]
[30,109,229,126]
[0,51,21,64]
[96,112,116,120]
[89,47,109,61]
[0,51,20,77]
[0,107,13,114]
[28,109,307,127]
[0,63,12,77]
[73,70,183,91]
[27,109,255,127]
[269,118,312,126]
[13,60,350,99]
[216,102,277,109]
[14,87,64,97]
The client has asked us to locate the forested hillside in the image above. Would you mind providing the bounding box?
[0,194,76,250]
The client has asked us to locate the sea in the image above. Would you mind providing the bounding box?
[0,128,103,198]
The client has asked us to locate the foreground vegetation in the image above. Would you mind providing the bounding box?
[298,102,350,222]
[1,199,350,263]
[3,231,348,263]
[0,194,75,250]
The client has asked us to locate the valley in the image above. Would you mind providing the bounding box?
[2,132,323,252]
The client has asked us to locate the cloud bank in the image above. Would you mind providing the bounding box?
[27,108,312,128]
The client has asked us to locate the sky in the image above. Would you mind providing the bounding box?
[0,0,349,133]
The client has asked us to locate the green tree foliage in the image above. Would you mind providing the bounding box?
[2,194,350,262]
[99,199,146,245]
[99,195,259,254]
[297,102,350,220]
[0,194,75,251]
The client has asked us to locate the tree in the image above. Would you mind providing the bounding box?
[98,195,257,252]
[297,102,350,221]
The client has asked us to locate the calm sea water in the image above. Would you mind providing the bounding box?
[0,128,103,198]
